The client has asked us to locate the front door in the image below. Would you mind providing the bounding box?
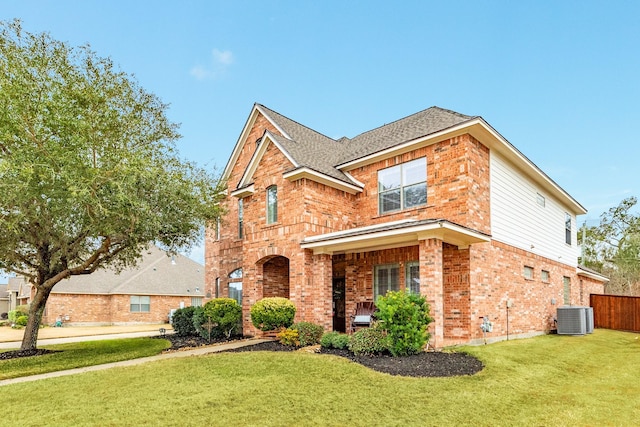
[332,277,346,332]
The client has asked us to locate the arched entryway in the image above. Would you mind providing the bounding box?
[260,255,290,298]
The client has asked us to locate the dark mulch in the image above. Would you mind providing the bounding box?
[222,340,484,378]
[0,348,60,360]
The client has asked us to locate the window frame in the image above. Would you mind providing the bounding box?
[523,266,534,280]
[563,276,571,305]
[405,261,420,295]
[565,213,572,245]
[266,185,278,224]
[130,295,150,313]
[238,199,244,239]
[541,270,550,283]
[378,157,427,214]
[374,263,400,300]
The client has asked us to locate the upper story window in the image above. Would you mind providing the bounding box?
[238,199,244,239]
[378,157,427,214]
[267,185,278,224]
[215,217,221,240]
[565,213,571,245]
[536,193,546,207]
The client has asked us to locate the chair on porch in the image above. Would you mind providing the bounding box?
[350,301,376,333]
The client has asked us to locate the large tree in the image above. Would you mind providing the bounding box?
[0,21,224,350]
[580,196,640,295]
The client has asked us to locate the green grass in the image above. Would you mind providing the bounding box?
[0,338,170,379]
[1,330,639,426]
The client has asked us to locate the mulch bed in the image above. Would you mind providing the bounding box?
[1,334,484,378]
[224,340,484,377]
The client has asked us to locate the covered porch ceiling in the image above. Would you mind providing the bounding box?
[301,219,491,255]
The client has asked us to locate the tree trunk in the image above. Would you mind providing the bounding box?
[20,285,52,351]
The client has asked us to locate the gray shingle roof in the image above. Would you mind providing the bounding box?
[50,246,205,296]
[256,105,475,187]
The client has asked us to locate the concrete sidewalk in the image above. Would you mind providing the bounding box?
[0,337,271,387]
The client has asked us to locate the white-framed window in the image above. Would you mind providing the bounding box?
[405,261,420,294]
[374,264,399,299]
[238,199,244,239]
[229,268,243,306]
[191,297,203,307]
[130,295,150,312]
[378,157,427,214]
[541,270,550,283]
[267,185,278,224]
[565,213,572,245]
[523,266,534,280]
[563,276,571,305]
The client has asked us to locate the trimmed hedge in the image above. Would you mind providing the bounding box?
[197,298,242,339]
[291,321,324,347]
[250,297,296,331]
[320,331,350,350]
[348,326,389,356]
[171,306,200,336]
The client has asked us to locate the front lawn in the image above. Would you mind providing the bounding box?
[0,329,638,426]
[0,338,170,379]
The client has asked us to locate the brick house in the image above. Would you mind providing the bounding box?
[206,104,608,347]
[16,246,206,326]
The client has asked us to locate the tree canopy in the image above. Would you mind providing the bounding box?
[580,196,640,295]
[0,20,225,350]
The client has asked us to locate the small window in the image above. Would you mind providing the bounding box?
[267,186,278,224]
[523,266,534,280]
[563,276,571,304]
[565,213,571,245]
[406,261,420,294]
[238,199,244,239]
[229,282,242,306]
[191,297,203,307]
[130,295,150,312]
[541,270,550,282]
[215,217,221,240]
[374,264,399,299]
[378,157,427,214]
[215,277,220,298]
[536,193,545,207]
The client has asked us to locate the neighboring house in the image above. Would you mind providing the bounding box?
[206,103,608,347]
[0,284,9,316]
[16,246,206,326]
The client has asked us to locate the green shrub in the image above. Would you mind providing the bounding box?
[171,306,200,336]
[15,315,28,327]
[198,298,242,339]
[348,326,389,356]
[8,305,29,323]
[250,297,296,331]
[375,290,433,356]
[291,321,324,347]
[320,331,350,350]
[277,328,299,347]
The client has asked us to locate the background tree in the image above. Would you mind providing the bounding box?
[0,20,225,350]
[579,196,640,295]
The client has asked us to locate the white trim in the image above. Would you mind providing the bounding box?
[283,167,363,195]
[230,184,255,198]
[576,267,609,283]
[301,220,490,255]
[235,131,298,190]
[255,105,291,139]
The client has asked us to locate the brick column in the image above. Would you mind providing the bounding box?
[310,252,333,330]
[420,238,444,348]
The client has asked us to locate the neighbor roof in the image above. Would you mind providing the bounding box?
[50,246,205,297]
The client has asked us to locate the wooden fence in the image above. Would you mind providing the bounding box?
[590,294,640,332]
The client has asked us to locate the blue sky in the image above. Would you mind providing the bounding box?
[2,1,639,270]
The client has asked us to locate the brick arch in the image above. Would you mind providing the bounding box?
[256,254,290,299]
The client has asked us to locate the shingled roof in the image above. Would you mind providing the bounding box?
[255,104,475,188]
[49,246,205,297]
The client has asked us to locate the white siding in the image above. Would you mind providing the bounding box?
[490,152,579,267]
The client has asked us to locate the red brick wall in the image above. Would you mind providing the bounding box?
[43,293,199,325]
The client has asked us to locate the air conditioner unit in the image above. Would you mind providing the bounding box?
[557,307,587,335]
[585,306,594,334]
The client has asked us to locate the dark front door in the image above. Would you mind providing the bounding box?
[332,277,346,332]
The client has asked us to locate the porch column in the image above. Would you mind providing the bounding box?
[420,238,444,348]
[307,251,333,330]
